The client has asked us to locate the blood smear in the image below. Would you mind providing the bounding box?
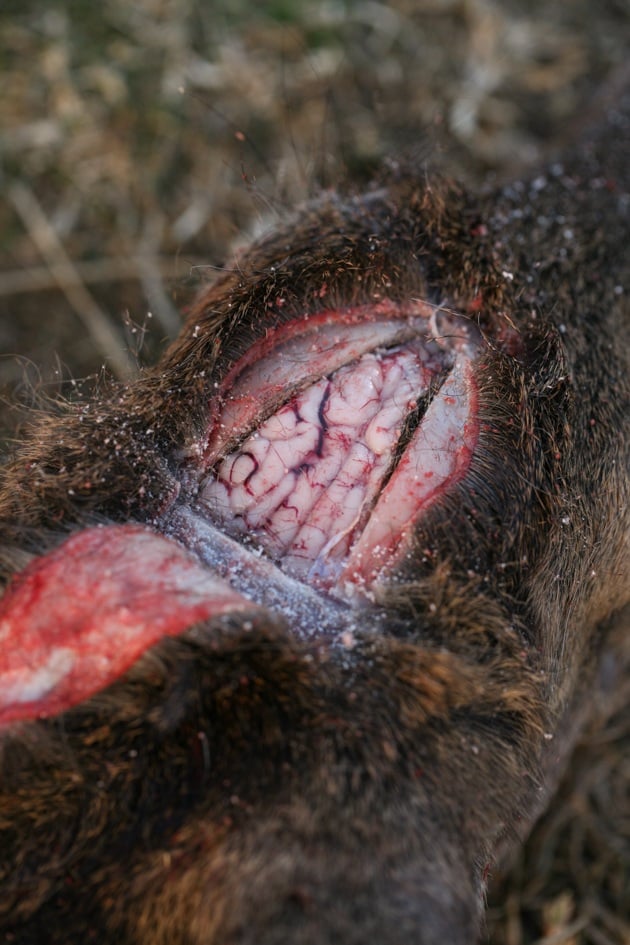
[0,525,253,725]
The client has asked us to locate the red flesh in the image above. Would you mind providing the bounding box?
[201,306,479,592]
[1,301,481,724]
[0,525,253,725]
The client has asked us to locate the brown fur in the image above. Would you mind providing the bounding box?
[0,79,628,943]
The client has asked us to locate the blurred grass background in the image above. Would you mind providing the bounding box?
[1,2,629,942]
[2,0,629,389]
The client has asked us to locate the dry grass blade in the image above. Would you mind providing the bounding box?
[0,256,207,298]
[532,914,590,945]
[136,212,182,338]
[8,181,136,380]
